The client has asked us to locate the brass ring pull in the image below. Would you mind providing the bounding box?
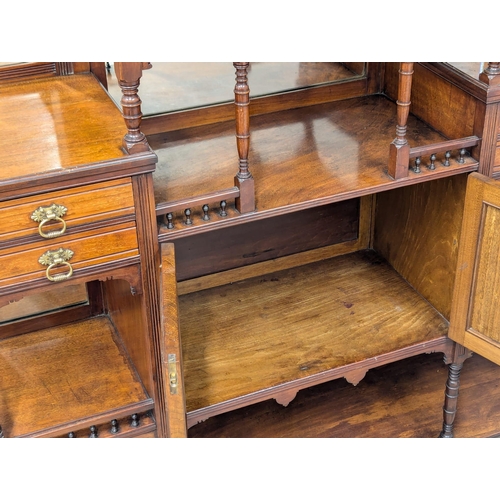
[46,261,73,282]
[38,216,67,239]
[38,248,74,283]
[31,203,68,239]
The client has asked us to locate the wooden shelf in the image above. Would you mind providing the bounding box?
[179,250,452,428]
[0,315,151,437]
[154,95,478,240]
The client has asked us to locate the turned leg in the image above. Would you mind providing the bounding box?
[439,343,472,438]
[440,361,464,438]
[0,425,4,438]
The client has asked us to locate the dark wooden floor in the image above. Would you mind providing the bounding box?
[188,351,500,438]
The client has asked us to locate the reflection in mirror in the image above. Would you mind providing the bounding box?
[0,283,88,325]
[106,62,366,117]
[448,62,485,80]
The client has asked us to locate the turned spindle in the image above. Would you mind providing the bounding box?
[111,419,119,434]
[184,208,193,225]
[220,200,227,217]
[131,414,140,427]
[429,153,436,170]
[389,62,414,179]
[202,204,210,221]
[114,62,152,154]
[414,157,421,173]
[233,62,255,213]
[444,151,451,167]
[458,149,466,164]
[166,212,174,229]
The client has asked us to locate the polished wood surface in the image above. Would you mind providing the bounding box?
[160,243,187,437]
[0,221,139,290]
[0,74,127,178]
[188,351,500,438]
[374,174,468,319]
[0,178,135,244]
[174,198,359,281]
[0,64,163,438]
[449,173,500,363]
[154,95,478,240]
[180,250,449,426]
[0,316,149,437]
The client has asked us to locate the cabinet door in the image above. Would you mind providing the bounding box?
[449,172,500,364]
[160,242,187,437]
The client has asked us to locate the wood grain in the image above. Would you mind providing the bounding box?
[0,316,148,437]
[0,178,134,245]
[151,95,478,222]
[188,352,500,438]
[374,174,468,319]
[160,243,187,437]
[448,174,500,366]
[0,221,139,290]
[179,250,448,418]
[174,198,359,281]
[0,74,127,178]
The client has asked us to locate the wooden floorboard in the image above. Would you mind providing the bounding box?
[188,351,500,438]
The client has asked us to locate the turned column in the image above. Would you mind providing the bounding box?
[114,62,152,154]
[439,343,472,438]
[233,62,255,213]
[388,62,414,180]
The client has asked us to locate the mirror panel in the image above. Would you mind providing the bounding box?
[0,283,89,325]
[448,62,485,81]
[106,62,366,116]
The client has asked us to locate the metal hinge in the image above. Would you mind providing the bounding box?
[168,353,178,394]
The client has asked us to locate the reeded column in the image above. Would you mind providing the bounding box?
[388,62,414,179]
[233,62,255,213]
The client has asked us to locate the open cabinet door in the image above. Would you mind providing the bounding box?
[449,172,500,363]
[160,242,187,437]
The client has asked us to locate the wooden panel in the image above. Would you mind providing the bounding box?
[0,222,138,289]
[495,145,500,167]
[449,173,500,364]
[178,196,373,295]
[160,243,187,437]
[385,63,477,140]
[179,250,448,416]
[0,178,134,244]
[175,199,359,281]
[374,174,468,319]
[468,203,500,340]
[0,316,148,437]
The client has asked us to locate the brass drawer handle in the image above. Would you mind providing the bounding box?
[38,248,74,282]
[31,203,68,239]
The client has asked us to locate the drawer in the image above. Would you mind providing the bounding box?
[0,221,139,289]
[0,178,135,244]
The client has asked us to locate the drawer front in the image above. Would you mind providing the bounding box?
[0,178,135,244]
[0,221,139,288]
